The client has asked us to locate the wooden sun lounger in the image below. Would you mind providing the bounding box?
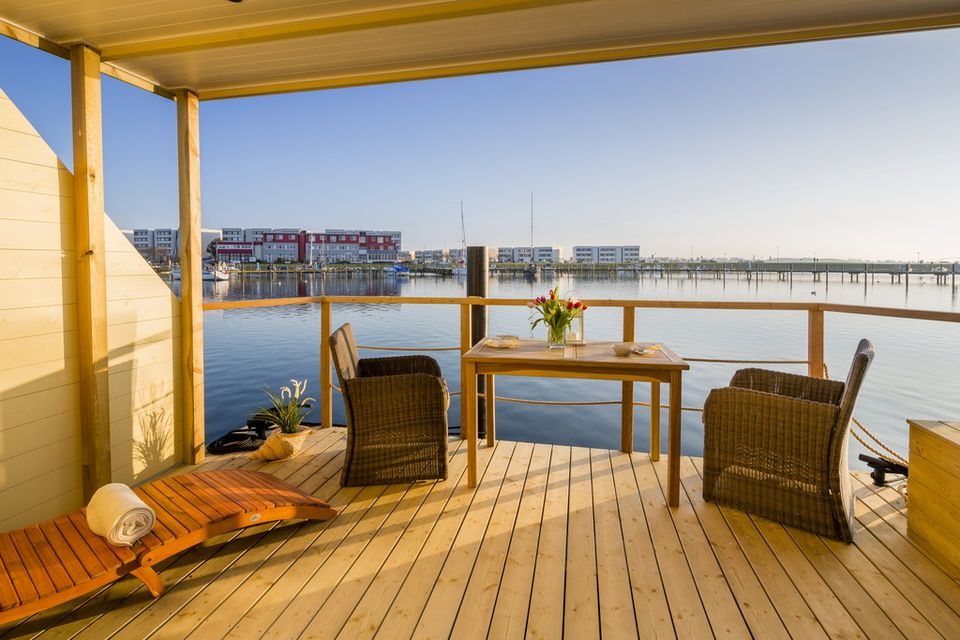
[0,470,337,626]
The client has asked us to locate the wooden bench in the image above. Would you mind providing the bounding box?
[0,470,337,626]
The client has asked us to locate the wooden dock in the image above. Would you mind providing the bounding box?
[3,427,959,639]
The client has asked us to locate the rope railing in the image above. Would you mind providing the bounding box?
[338,347,908,466]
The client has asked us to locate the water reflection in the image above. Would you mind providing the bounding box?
[193,271,959,469]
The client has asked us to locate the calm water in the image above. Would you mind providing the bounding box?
[188,271,960,468]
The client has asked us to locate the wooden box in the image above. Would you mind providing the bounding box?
[907,419,960,577]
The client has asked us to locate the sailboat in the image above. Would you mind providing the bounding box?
[452,201,468,276]
[525,192,540,277]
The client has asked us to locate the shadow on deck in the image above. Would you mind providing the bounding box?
[3,427,959,639]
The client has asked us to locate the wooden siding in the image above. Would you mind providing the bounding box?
[2,429,958,639]
[0,88,181,531]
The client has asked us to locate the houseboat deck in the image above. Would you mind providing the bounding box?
[2,426,958,640]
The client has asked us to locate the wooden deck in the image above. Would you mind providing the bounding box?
[2,427,959,639]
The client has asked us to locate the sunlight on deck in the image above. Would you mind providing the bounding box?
[3,427,959,639]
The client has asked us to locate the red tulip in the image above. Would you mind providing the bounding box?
[566,302,573,310]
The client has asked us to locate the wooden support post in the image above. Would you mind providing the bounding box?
[467,246,488,434]
[621,307,635,453]
[649,382,661,461]
[459,303,472,440]
[71,44,112,499]
[176,89,205,465]
[808,308,825,379]
[320,300,333,428]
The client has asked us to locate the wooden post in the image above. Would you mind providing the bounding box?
[621,307,635,453]
[71,44,112,499]
[459,303,472,439]
[808,308,825,379]
[176,89,205,465]
[320,300,333,428]
[467,246,488,433]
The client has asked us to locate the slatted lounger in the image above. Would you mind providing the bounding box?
[0,469,337,626]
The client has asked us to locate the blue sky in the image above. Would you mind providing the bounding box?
[1,29,958,260]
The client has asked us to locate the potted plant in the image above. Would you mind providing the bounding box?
[248,379,315,460]
[528,288,587,349]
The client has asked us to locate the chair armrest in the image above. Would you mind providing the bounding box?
[345,373,448,438]
[358,355,442,378]
[703,387,839,461]
[729,368,844,405]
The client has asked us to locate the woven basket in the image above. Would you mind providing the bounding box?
[248,429,310,461]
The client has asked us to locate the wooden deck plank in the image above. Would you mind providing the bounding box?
[337,441,498,640]
[591,449,638,639]
[689,458,829,639]
[5,431,960,640]
[525,445,571,640]
[285,469,463,639]
[562,446,600,639]
[374,441,511,639]
[448,442,534,639]
[486,443,551,640]
[653,457,750,639]
[303,444,470,639]
[632,455,712,639]
[410,441,523,639]
[760,521,877,639]
[609,450,674,639]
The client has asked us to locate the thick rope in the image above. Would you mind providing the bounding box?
[823,363,909,467]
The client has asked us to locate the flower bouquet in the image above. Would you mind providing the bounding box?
[528,288,587,349]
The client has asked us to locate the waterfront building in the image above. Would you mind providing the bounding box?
[213,228,403,263]
[574,245,642,264]
[416,249,449,263]
[497,246,563,263]
[126,227,220,261]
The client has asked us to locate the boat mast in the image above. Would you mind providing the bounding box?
[460,201,467,264]
[530,192,534,251]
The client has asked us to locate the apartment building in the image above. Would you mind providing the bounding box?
[497,246,562,263]
[213,228,403,263]
[573,245,642,264]
[126,228,221,260]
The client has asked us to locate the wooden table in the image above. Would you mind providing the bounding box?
[461,339,689,507]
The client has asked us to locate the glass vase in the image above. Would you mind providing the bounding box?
[565,314,584,345]
[546,323,566,349]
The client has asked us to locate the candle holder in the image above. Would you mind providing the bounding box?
[565,314,585,345]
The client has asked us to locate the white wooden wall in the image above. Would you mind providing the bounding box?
[0,87,182,531]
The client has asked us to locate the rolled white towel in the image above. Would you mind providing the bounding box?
[85,483,156,547]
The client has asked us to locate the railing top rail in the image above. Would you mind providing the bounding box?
[200,295,960,322]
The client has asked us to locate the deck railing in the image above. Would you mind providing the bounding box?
[202,296,960,460]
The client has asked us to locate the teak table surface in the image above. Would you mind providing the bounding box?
[461,339,689,506]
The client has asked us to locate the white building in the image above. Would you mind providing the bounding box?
[573,245,641,264]
[497,246,562,263]
[415,249,448,263]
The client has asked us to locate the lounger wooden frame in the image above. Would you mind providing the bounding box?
[0,469,337,626]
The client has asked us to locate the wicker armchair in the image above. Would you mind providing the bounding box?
[330,323,449,486]
[702,339,875,542]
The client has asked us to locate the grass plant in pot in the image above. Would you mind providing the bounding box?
[248,379,315,461]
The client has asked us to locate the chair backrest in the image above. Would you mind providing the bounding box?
[835,338,875,433]
[329,323,360,423]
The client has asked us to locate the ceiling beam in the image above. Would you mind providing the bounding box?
[1,16,175,99]
[100,0,587,61]
[197,12,960,101]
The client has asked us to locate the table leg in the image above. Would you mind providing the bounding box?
[668,371,681,508]
[463,361,478,488]
[485,374,496,447]
[650,382,661,461]
[621,381,634,453]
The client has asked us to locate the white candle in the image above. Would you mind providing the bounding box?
[567,331,581,342]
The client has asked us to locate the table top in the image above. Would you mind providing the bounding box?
[463,339,689,371]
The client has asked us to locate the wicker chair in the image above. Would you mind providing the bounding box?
[702,339,875,542]
[330,322,449,486]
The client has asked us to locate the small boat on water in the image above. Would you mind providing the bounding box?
[386,264,410,276]
[171,267,230,281]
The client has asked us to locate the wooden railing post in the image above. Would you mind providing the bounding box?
[621,306,635,453]
[459,302,472,439]
[320,300,333,428]
[808,308,825,378]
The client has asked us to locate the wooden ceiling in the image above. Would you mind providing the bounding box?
[1,0,959,100]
